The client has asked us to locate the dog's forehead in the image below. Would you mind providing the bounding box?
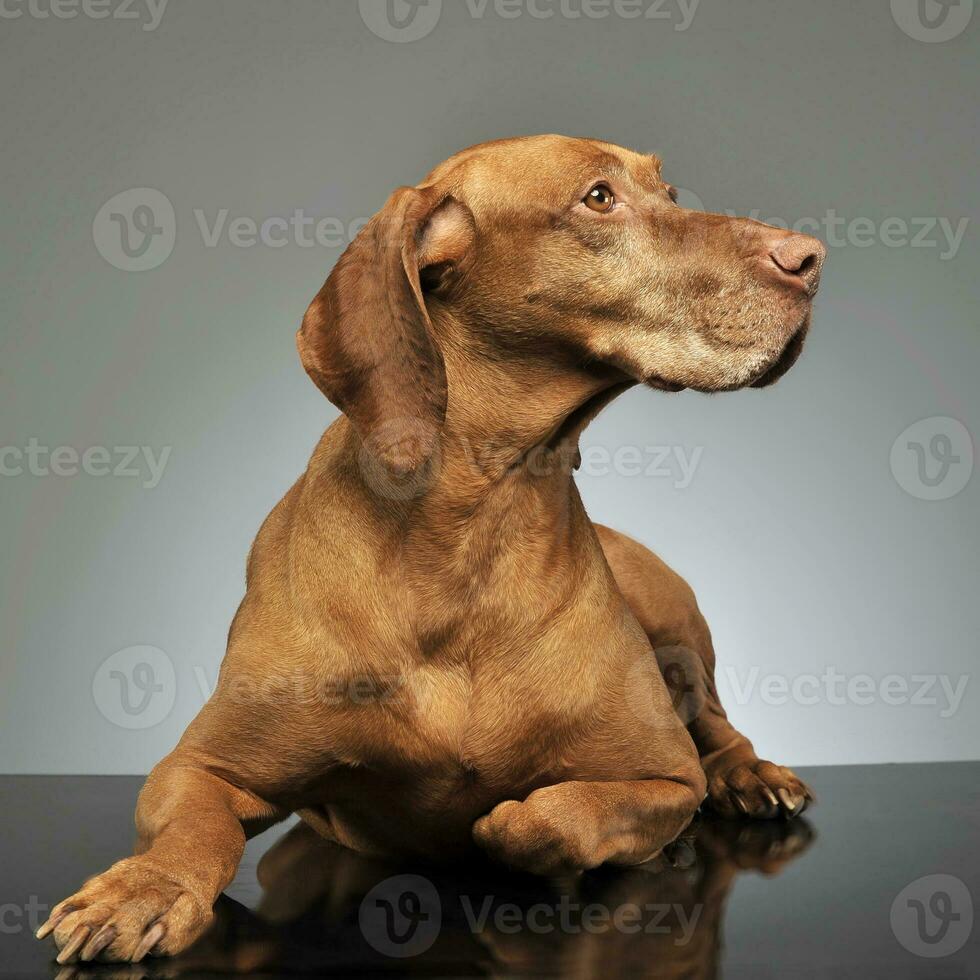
[421,135,662,212]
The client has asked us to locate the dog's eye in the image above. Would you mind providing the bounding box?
[583,184,615,213]
[666,185,679,203]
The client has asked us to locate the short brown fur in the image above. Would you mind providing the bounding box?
[41,135,823,963]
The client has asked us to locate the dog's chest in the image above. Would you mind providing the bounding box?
[334,650,602,784]
[400,661,479,754]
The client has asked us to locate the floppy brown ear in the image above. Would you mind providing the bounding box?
[297,186,474,474]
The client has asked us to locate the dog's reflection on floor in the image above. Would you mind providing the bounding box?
[54,814,813,979]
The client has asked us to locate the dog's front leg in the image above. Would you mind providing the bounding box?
[37,754,286,963]
[595,524,814,819]
[472,775,704,876]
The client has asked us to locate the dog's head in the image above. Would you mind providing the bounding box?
[299,135,825,471]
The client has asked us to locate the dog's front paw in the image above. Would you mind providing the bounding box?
[473,784,604,876]
[705,758,813,819]
[36,856,212,963]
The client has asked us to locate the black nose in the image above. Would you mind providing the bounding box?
[767,233,826,295]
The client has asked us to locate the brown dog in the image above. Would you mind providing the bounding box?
[39,135,824,964]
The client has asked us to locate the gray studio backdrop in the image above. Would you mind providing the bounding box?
[1,0,977,773]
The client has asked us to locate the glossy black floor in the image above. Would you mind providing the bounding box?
[2,763,977,978]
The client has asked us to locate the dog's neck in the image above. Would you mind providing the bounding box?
[359,311,630,638]
[428,306,631,495]
[325,312,635,654]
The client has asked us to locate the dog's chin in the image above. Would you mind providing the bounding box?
[750,320,809,388]
[645,375,688,393]
[637,312,810,394]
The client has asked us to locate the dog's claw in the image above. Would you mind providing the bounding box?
[133,921,166,962]
[39,857,212,963]
[36,905,74,940]
[56,925,91,964]
[706,758,812,820]
[776,787,805,816]
[79,924,117,961]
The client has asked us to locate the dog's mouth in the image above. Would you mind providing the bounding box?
[646,374,688,393]
[641,319,809,395]
[750,320,809,388]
